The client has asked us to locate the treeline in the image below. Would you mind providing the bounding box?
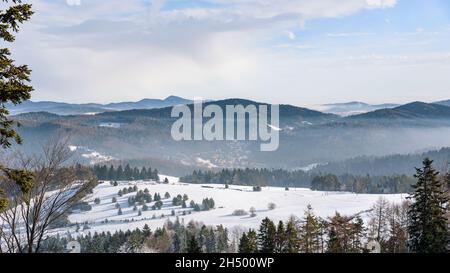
[311,174,416,193]
[91,164,159,181]
[180,168,311,188]
[40,219,231,253]
[180,168,416,193]
[314,147,450,176]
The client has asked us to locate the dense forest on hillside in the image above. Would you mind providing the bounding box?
[91,164,160,181]
[315,148,450,176]
[179,168,416,193]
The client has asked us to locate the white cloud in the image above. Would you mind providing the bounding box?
[285,30,296,40]
[66,0,81,6]
[326,32,375,37]
[23,0,450,106]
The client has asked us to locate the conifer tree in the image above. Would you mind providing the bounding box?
[284,217,299,253]
[238,232,249,253]
[326,227,341,253]
[258,217,276,253]
[299,205,321,253]
[187,235,202,253]
[408,158,449,253]
[0,0,34,149]
[239,229,258,253]
[275,221,286,253]
[0,0,34,215]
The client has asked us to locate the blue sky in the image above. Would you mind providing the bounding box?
[11,0,450,105]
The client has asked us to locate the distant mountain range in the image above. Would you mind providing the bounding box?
[7,96,450,118]
[7,96,192,115]
[10,97,450,175]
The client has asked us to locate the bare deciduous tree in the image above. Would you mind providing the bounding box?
[0,137,97,253]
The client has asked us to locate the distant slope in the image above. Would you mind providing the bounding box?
[320,101,399,116]
[7,96,193,115]
[350,102,450,119]
[314,147,450,176]
[95,98,339,122]
[435,99,450,107]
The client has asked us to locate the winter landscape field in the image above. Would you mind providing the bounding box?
[59,175,406,236]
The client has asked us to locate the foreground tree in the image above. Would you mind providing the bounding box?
[408,158,449,253]
[0,0,34,148]
[258,217,276,253]
[298,205,321,253]
[239,229,258,253]
[0,138,97,253]
[187,235,202,253]
[0,0,33,221]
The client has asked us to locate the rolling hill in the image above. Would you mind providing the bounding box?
[349,102,450,119]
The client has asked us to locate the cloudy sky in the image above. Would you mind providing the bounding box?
[9,0,450,105]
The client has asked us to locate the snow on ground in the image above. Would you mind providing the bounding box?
[58,175,407,236]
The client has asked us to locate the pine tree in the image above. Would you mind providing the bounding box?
[246,229,259,253]
[275,221,286,253]
[349,216,366,253]
[142,224,151,237]
[0,0,34,214]
[0,0,34,149]
[187,235,202,253]
[239,229,258,253]
[205,228,216,253]
[238,232,249,253]
[258,217,276,253]
[408,158,449,253]
[216,225,229,253]
[326,227,341,253]
[284,217,299,253]
[299,205,321,253]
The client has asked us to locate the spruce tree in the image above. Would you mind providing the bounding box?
[299,205,321,253]
[238,232,249,253]
[407,158,449,253]
[0,0,34,149]
[284,217,299,253]
[187,235,202,253]
[0,0,34,214]
[258,217,276,253]
[246,229,259,253]
[326,227,341,253]
[275,221,286,253]
[239,229,258,253]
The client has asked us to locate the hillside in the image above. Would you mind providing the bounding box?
[350,102,450,120]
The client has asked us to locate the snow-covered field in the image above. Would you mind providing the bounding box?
[58,175,407,236]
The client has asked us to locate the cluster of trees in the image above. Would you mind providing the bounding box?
[39,219,231,253]
[189,198,216,212]
[181,168,417,194]
[91,164,159,181]
[172,194,188,207]
[312,174,416,193]
[181,168,311,188]
[239,159,449,253]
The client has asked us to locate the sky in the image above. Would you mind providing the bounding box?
[8,0,450,106]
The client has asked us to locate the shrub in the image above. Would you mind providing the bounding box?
[232,209,248,216]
